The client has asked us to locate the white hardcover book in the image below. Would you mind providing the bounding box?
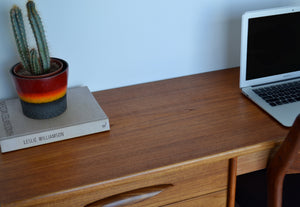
[0,86,110,153]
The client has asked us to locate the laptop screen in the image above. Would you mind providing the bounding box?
[247,12,300,81]
[240,7,300,88]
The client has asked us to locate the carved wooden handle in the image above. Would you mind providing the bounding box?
[85,184,173,207]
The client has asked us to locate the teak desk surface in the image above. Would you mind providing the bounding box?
[0,67,288,207]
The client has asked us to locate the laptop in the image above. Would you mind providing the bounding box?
[240,6,300,127]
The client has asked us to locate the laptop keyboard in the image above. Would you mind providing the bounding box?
[253,80,300,107]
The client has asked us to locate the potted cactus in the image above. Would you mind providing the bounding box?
[9,0,68,119]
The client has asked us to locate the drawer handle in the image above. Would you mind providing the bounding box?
[85,184,173,207]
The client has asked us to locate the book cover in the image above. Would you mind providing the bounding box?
[0,86,110,153]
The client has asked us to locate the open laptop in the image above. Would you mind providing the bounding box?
[240,6,300,127]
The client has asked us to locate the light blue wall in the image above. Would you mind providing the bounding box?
[0,0,299,99]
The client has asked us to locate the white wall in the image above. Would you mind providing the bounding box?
[1,0,299,99]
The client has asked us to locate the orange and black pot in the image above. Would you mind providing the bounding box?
[10,58,68,119]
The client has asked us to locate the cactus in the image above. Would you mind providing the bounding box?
[10,6,31,71]
[10,1,50,75]
[27,1,50,72]
[30,48,43,75]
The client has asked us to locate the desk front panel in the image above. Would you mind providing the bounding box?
[4,159,228,207]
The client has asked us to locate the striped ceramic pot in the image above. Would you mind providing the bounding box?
[10,58,68,119]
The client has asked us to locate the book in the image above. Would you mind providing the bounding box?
[0,86,110,153]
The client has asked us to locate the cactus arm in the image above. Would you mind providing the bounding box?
[27,1,50,72]
[30,49,43,75]
[10,6,31,71]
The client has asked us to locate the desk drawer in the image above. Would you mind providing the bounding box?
[10,159,229,207]
[85,160,228,207]
[163,190,227,207]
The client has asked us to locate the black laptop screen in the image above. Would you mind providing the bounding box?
[246,11,300,80]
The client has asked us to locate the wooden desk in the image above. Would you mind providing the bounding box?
[0,68,288,207]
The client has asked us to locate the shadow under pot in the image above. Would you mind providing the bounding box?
[10,57,69,119]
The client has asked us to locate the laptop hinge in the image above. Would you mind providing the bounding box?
[252,77,300,88]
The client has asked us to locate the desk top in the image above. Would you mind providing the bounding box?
[0,67,288,205]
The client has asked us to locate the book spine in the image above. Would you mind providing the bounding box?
[0,119,110,153]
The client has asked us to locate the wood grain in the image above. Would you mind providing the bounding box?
[0,68,288,206]
[2,159,228,207]
[163,190,227,207]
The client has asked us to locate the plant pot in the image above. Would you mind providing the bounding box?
[10,57,68,119]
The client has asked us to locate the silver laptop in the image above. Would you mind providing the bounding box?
[240,7,300,127]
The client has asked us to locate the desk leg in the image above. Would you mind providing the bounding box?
[227,157,238,207]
